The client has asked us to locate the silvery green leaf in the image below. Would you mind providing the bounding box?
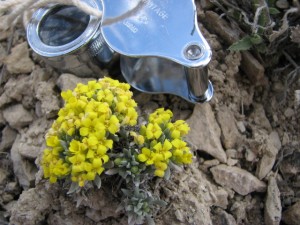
[60,140,69,151]
[136,202,143,210]
[103,160,114,169]
[164,167,171,180]
[67,182,79,194]
[146,216,155,225]
[152,199,167,207]
[169,161,183,172]
[128,214,134,225]
[228,36,253,51]
[121,188,131,196]
[105,168,119,175]
[136,215,145,224]
[93,175,101,189]
[269,7,280,15]
[116,204,124,213]
[126,205,133,211]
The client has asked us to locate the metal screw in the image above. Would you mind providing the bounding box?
[184,44,202,60]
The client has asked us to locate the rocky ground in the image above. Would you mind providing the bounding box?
[0,1,299,225]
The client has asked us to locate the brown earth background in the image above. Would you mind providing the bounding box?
[0,0,299,225]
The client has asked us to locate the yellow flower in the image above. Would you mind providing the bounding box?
[82,136,99,150]
[79,117,106,138]
[154,169,165,177]
[69,140,87,155]
[170,120,190,138]
[123,107,138,126]
[149,108,173,124]
[138,148,154,165]
[154,161,168,177]
[171,139,189,152]
[130,131,145,145]
[107,115,120,134]
[153,140,172,160]
[46,135,60,147]
[146,123,162,140]
[171,139,193,164]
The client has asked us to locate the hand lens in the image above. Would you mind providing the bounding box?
[27,0,214,103]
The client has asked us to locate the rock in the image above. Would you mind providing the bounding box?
[0,75,35,108]
[284,108,294,118]
[0,92,11,108]
[56,73,93,92]
[80,189,121,219]
[269,131,281,150]
[186,104,227,163]
[245,148,257,161]
[30,67,51,85]
[4,42,34,74]
[276,0,290,9]
[241,51,266,85]
[35,81,60,118]
[0,168,8,185]
[0,112,5,127]
[251,103,272,132]
[47,212,94,225]
[10,186,52,225]
[200,159,220,172]
[264,176,281,225]
[3,75,33,102]
[210,164,266,195]
[212,208,237,225]
[279,151,300,178]
[213,188,229,209]
[236,121,246,133]
[0,43,6,67]
[10,135,37,189]
[256,133,280,180]
[3,104,34,130]
[0,126,17,152]
[282,201,300,225]
[226,149,238,159]
[227,158,238,166]
[202,11,240,45]
[216,106,240,149]
[18,118,52,159]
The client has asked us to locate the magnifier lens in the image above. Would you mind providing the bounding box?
[39,6,90,46]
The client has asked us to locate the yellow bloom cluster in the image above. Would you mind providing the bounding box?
[41,77,138,187]
[135,108,192,177]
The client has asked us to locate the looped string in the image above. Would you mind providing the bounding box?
[0,0,103,30]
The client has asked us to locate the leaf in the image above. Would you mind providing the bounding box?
[228,36,253,51]
[146,216,156,225]
[93,175,102,189]
[151,199,167,207]
[103,160,114,169]
[169,161,183,172]
[67,182,80,194]
[164,167,171,180]
[121,188,131,196]
[249,34,263,45]
[269,7,280,15]
[105,168,119,175]
[60,140,69,152]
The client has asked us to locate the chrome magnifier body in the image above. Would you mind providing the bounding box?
[27,0,213,103]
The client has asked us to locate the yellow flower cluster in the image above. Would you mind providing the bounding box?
[41,77,138,187]
[135,108,192,177]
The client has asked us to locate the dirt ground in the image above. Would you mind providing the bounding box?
[0,1,299,225]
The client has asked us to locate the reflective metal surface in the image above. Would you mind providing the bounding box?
[101,0,213,103]
[27,0,113,77]
[27,0,214,103]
